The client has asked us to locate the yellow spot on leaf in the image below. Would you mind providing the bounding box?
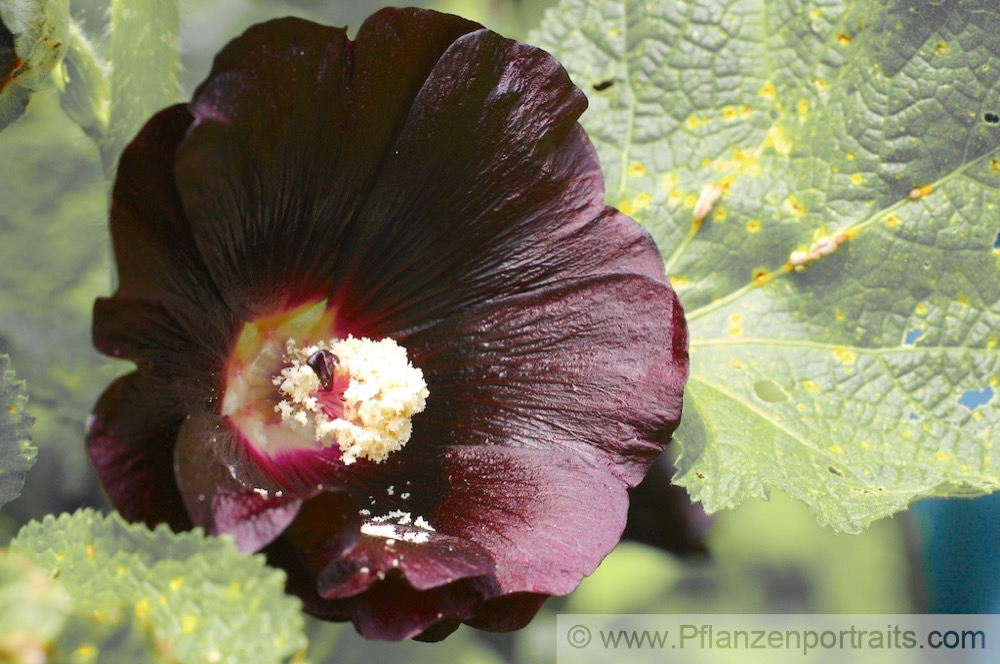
[884,214,901,228]
[934,451,950,462]
[181,615,198,634]
[783,195,805,217]
[859,440,871,450]
[836,33,852,45]
[728,313,742,324]
[812,78,830,92]
[668,189,683,205]
[764,126,793,156]
[915,303,927,315]
[729,358,745,369]
[632,192,651,210]
[990,158,1000,174]
[617,197,635,216]
[608,26,619,37]
[833,347,855,364]
[829,444,845,455]
[73,645,96,659]
[135,599,149,620]
[987,338,997,350]
[934,41,948,54]
[753,269,770,286]
[169,577,183,592]
[758,81,777,100]
[670,275,689,288]
[659,172,677,191]
[796,99,809,117]
[746,219,761,233]
[721,106,738,121]
[803,381,820,392]
[85,543,96,561]
[909,184,933,199]
[850,173,864,185]
[685,115,707,130]
[846,152,855,160]
[713,206,727,221]
[834,308,845,321]
[683,192,698,208]
[628,162,646,178]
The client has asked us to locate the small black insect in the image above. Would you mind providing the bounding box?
[306,349,339,390]
[593,79,615,91]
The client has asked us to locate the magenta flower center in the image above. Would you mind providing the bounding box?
[221,301,428,464]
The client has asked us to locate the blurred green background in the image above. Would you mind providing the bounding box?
[2,1,994,662]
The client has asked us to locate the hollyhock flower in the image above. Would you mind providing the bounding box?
[86,8,688,640]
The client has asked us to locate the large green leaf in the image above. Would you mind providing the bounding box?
[0,355,34,510]
[11,510,307,663]
[532,0,1000,531]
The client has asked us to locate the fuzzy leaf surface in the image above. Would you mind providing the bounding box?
[532,0,1000,531]
[0,355,34,510]
[11,510,307,663]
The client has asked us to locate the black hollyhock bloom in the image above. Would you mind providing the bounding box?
[87,9,688,640]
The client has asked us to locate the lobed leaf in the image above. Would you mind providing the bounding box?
[0,355,35,510]
[11,509,307,663]
[532,0,999,531]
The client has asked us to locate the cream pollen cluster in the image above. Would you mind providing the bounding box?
[273,336,428,465]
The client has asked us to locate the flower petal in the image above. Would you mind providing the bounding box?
[465,592,549,633]
[264,444,626,638]
[285,500,494,599]
[171,409,347,501]
[174,10,480,318]
[86,373,190,532]
[333,29,610,335]
[93,298,235,401]
[172,416,307,552]
[267,531,493,640]
[99,103,238,386]
[406,275,687,486]
[344,445,629,597]
[109,104,227,312]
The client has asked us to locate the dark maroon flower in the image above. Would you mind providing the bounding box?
[87,8,688,640]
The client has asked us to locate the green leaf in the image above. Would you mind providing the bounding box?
[0,355,34,510]
[0,550,70,659]
[11,510,307,663]
[101,0,180,176]
[56,21,110,142]
[532,0,1000,531]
